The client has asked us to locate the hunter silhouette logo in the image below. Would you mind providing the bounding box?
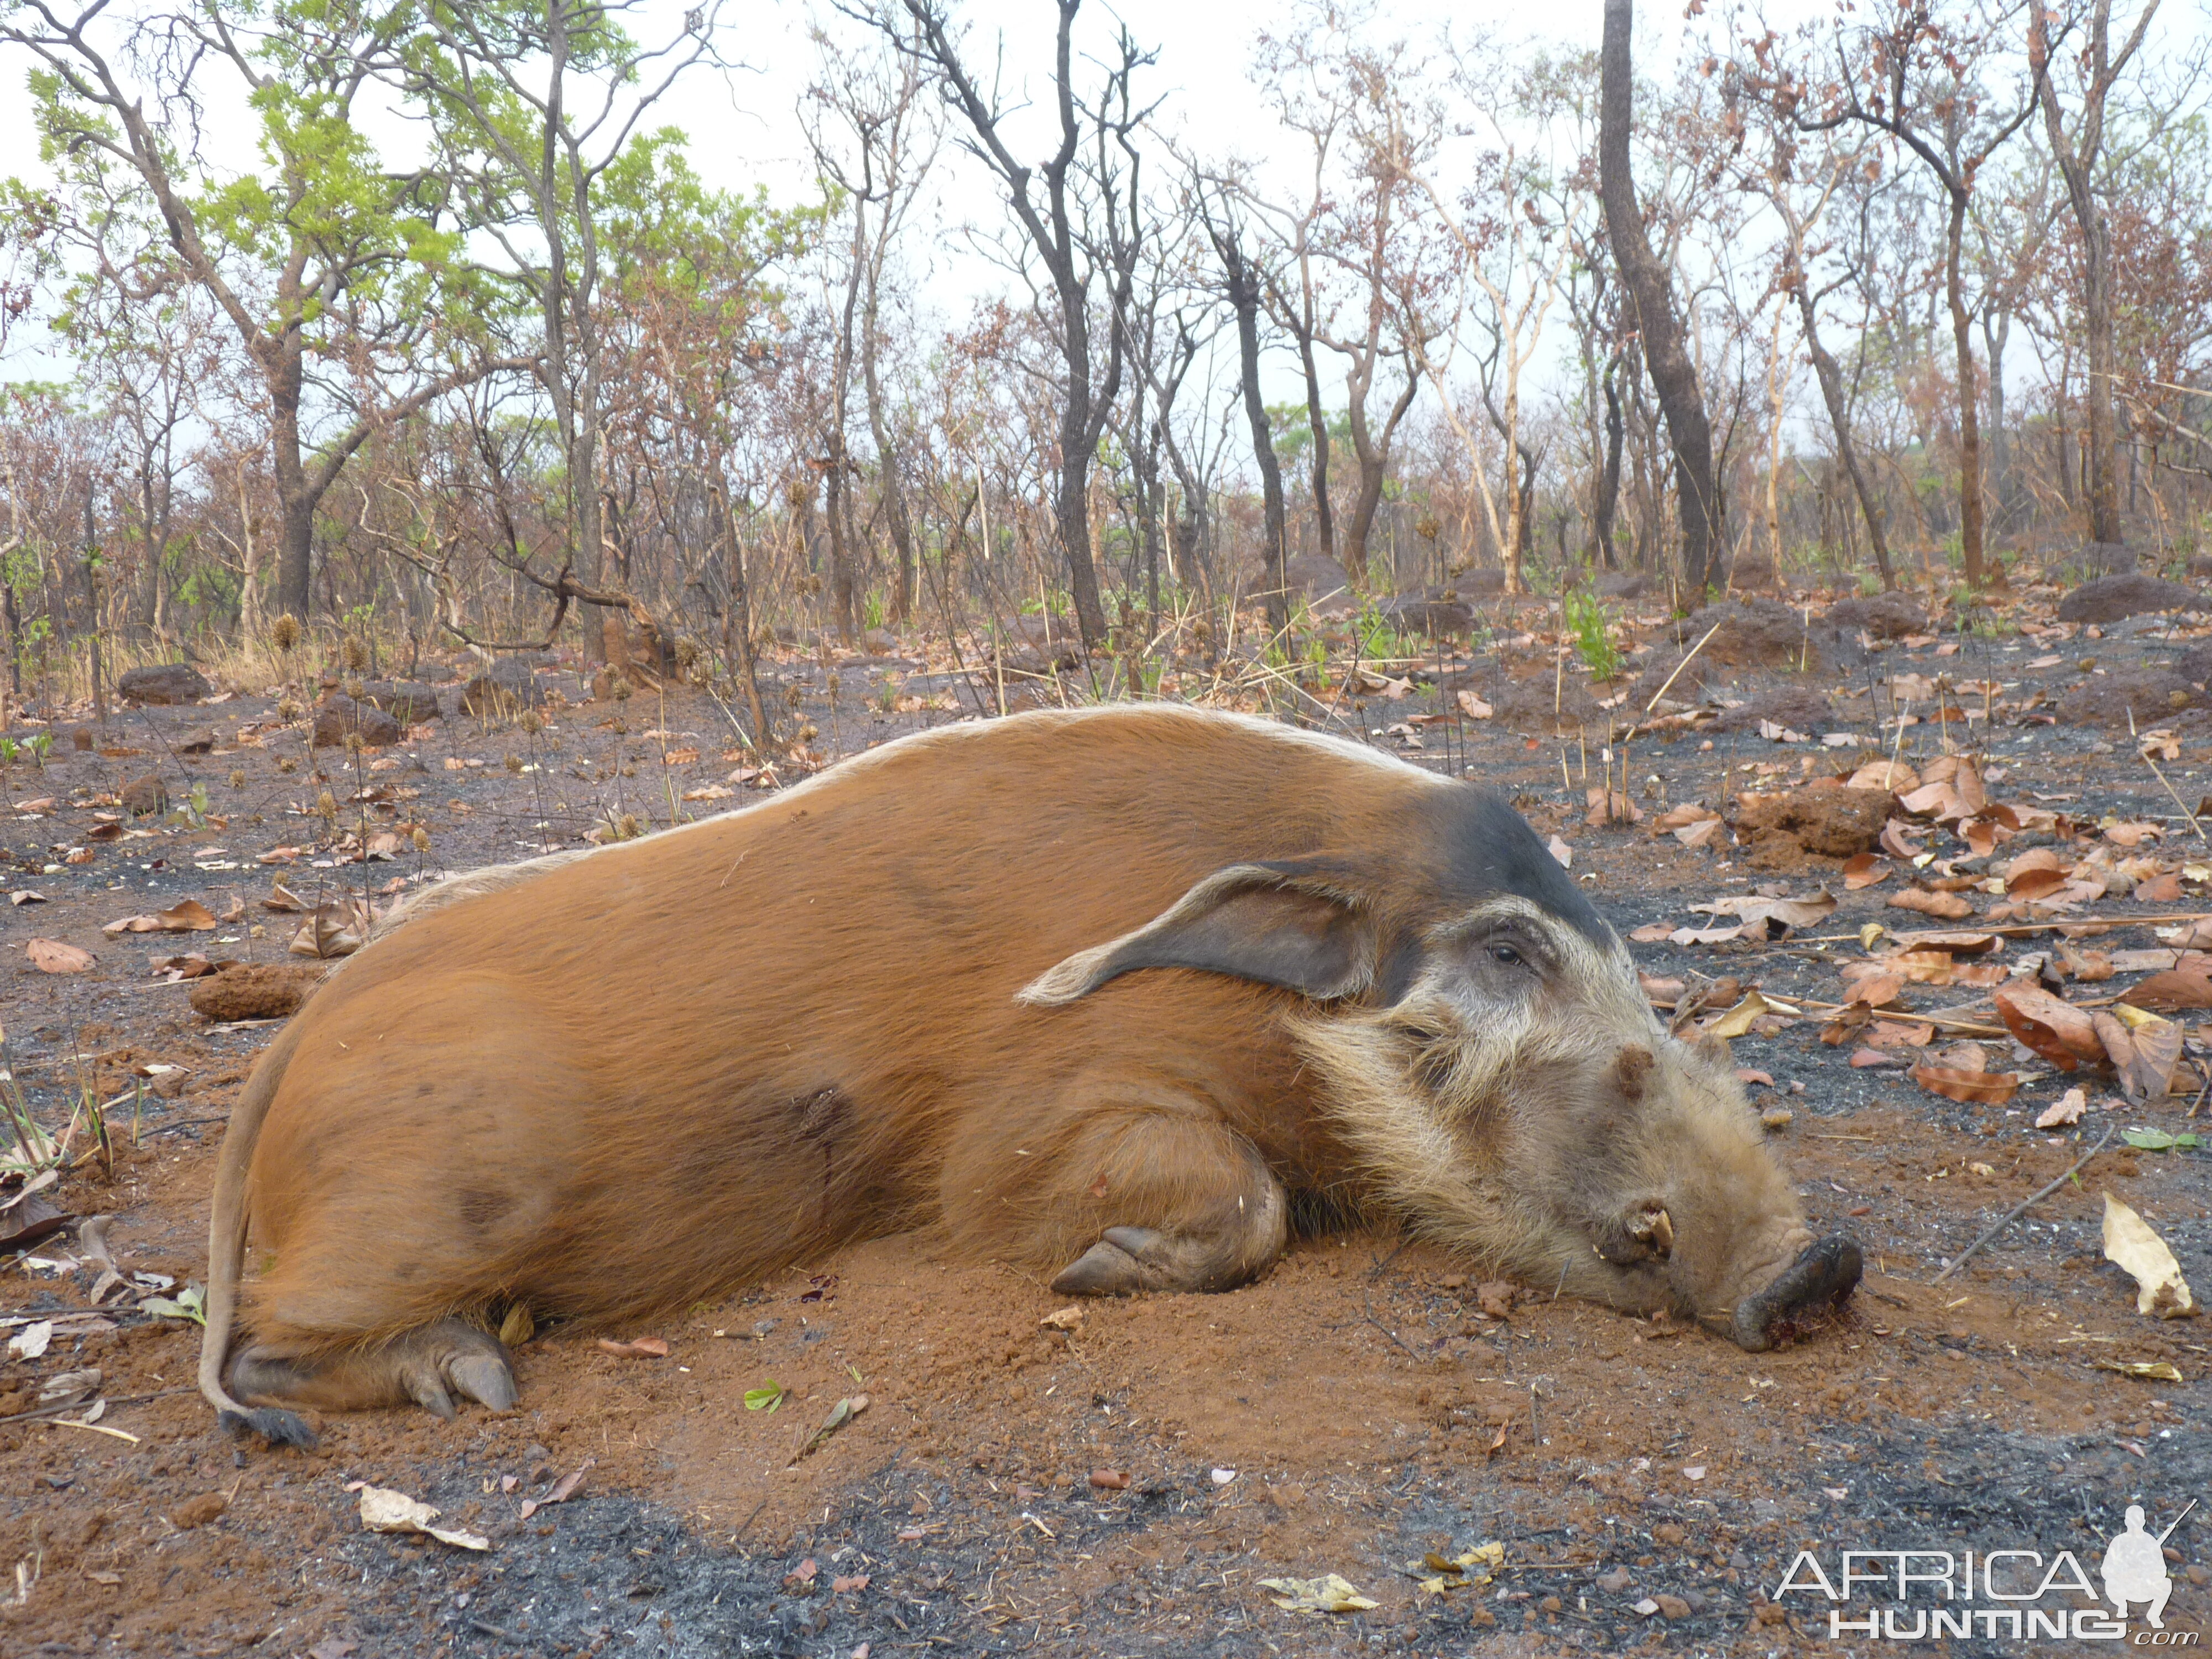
[2104,1501,2193,1631]
[1773,1498,2199,1643]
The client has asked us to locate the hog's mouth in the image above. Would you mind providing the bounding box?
[1724,1234,1863,1352]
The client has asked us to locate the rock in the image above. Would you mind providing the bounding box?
[1374,587,1477,636]
[1823,590,1928,639]
[1669,597,1820,671]
[310,693,402,748]
[1653,1594,1692,1620]
[2054,670,2205,728]
[2056,572,2203,624]
[1710,688,1840,734]
[176,730,220,754]
[1597,1566,1634,1594]
[117,662,211,705]
[458,659,548,716]
[189,962,327,1022]
[357,680,442,723]
[1594,571,1646,600]
[119,774,167,816]
[1733,786,1895,857]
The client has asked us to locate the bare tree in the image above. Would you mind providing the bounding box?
[881,0,1154,647]
[1794,0,2046,587]
[1599,0,1723,596]
[2031,0,2160,547]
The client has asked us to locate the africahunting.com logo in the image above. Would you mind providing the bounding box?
[1773,1501,2198,1644]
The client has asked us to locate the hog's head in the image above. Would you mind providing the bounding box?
[1020,792,1860,1349]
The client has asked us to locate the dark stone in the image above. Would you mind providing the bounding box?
[177,731,220,755]
[458,659,549,716]
[1823,590,1929,640]
[1594,572,1646,600]
[2056,572,2203,624]
[2053,670,2205,728]
[119,774,167,816]
[310,693,403,748]
[358,680,442,723]
[117,662,211,705]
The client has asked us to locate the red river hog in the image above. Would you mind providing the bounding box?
[200,704,1860,1444]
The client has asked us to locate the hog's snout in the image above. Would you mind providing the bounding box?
[1726,1234,1863,1352]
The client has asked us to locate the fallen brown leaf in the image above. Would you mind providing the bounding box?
[1844,973,1905,1008]
[2121,971,2212,1013]
[2034,1087,2089,1129]
[1842,853,1893,890]
[1910,1063,2021,1105]
[2135,872,2184,904]
[595,1337,670,1359]
[25,938,93,973]
[1995,983,2106,1071]
[1850,1046,1910,1068]
[1888,888,1975,920]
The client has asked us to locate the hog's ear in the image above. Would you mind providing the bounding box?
[1017,860,1380,1006]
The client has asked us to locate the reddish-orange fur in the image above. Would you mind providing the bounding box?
[200,705,1846,1432]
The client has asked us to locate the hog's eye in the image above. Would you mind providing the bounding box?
[1489,944,1524,968]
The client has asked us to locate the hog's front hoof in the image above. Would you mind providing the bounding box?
[1729,1234,1863,1352]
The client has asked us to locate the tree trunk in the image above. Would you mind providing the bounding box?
[1340,364,1417,586]
[1793,285,1896,590]
[1296,332,1335,571]
[1598,0,1719,597]
[1942,188,1987,586]
[1220,230,1288,634]
[1594,351,1625,570]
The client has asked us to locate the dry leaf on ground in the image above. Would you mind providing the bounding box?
[518,1458,595,1521]
[357,1485,490,1551]
[1888,888,1976,921]
[596,1337,669,1359]
[1842,853,1892,890]
[1455,690,1493,720]
[2034,1087,2089,1129]
[1910,1063,2020,1105]
[1844,973,1905,1008]
[102,899,217,936]
[2101,1192,2195,1319]
[1995,984,2106,1071]
[2121,971,2212,1013]
[2095,1011,2180,1102]
[25,938,93,973]
[1258,1574,1380,1614]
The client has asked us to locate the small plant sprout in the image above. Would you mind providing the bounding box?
[744,1381,787,1412]
[1562,589,1624,684]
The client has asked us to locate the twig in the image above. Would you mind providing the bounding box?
[1362,1295,1420,1360]
[1645,619,1725,713]
[1931,1126,2117,1286]
[1791,996,2010,1037]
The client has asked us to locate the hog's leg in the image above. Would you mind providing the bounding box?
[1026,1111,1288,1296]
[227,1319,517,1420]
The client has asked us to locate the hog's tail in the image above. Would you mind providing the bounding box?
[197,1018,317,1448]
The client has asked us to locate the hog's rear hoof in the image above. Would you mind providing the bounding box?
[1053,1235,1149,1296]
[1050,1225,1269,1296]
[228,1318,519,1420]
[1730,1234,1863,1352]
